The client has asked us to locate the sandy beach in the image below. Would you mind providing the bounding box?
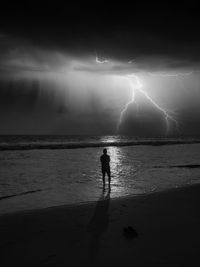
[1,184,200,267]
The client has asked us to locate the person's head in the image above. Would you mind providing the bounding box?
[103,148,107,154]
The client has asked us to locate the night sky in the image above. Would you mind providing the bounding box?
[0,2,200,136]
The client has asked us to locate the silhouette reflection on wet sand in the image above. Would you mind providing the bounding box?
[87,189,110,263]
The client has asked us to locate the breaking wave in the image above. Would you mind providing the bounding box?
[0,139,200,151]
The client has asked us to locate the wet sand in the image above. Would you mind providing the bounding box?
[1,184,200,266]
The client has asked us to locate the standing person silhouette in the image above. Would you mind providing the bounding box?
[100,148,111,188]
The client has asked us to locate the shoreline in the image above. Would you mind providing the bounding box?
[0,183,197,218]
[1,183,200,266]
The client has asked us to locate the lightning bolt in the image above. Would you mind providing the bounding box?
[95,56,180,135]
[117,74,179,134]
[117,75,140,131]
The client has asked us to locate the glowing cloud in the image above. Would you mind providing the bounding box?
[95,52,109,64]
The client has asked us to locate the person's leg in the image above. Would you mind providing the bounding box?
[107,169,111,187]
[102,171,105,187]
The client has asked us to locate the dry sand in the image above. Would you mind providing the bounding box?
[1,184,200,266]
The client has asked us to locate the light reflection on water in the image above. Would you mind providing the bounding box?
[107,146,123,195]
[105,146,142,198]
[99,136,118,144]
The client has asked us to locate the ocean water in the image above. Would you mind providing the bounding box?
[0,135,200,215]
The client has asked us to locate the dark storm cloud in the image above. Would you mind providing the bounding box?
[1,33,198,81]
[1,2,200,136]
[0,2,200,63]
[1,0,200,73]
